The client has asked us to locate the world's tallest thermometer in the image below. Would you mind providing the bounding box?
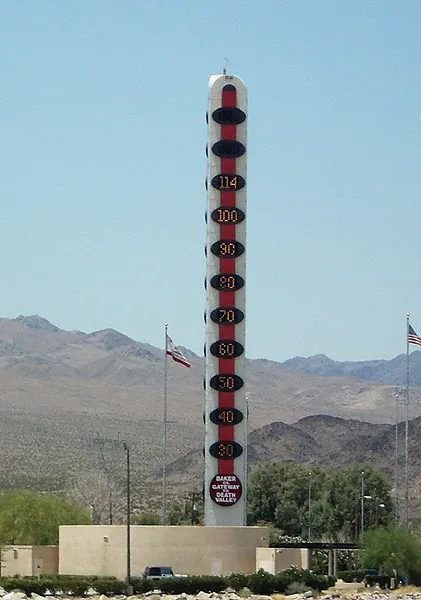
[204,73,247,526]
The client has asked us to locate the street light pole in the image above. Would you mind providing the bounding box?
[395,393,399,528]
[377,502,385,527]
[162,324,169,526]
[360,472,364,543]
[360,472,368,543]
[308,471,312,542]
[362,493,373,542]
[123,442,132,594]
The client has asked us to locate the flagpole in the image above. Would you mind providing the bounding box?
[244,395,249,526]
[404,312,410,530]
[395,392,399,528]
[162,323,169,526]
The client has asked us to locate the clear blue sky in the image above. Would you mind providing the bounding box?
[1,1,420,362]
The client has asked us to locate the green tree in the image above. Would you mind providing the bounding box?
[248,463,327,537]
[248,463,290,526]
[133,511,161,525]
[273,466,318,537]
[361,526,421,582]
[0,491,90,545]
[324,465,393,541]
[247,462,394,541]
[165,490,203,525]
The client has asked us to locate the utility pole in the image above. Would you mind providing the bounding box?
[360,471,365,543]
[308,471,312,542]
[395,393,399,528]
[123,442,132,595]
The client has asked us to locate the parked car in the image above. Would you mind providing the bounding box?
[364,569,391,589]
[143,566,175,580]
[364,569,379,578]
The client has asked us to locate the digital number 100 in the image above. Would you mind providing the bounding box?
[211,207,245,225]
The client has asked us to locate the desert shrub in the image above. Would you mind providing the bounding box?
[275,568,334,593]
[39,575,92,596]
[226,572,249,591]
[308,573,336,591]
[0,570,334,597]
[285,581,311,595]
[179,575,226,594]
[66,576,90,596]
[278,567,308,586]
[91,577,126,595]
[247,569,278,594]
[130,575,226,595]
[0,577,48,595]
[157,577,192,594]
[130,576,154,594]
[0,575,131,597]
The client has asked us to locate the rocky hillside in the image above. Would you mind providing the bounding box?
[282,352,421,386]
[0,314,420,509]
[166,413,421,494]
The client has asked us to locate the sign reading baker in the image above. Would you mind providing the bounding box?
[210,474,242,506]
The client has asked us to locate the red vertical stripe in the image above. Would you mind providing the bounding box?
[218,87,237,475]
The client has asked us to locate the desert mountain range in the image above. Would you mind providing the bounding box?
[0,314,420,513]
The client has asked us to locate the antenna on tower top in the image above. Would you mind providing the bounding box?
[223,58,228,75]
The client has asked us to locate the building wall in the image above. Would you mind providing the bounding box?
[2,546,32,577]
[33,545,59,575]
[1,545,58,576]
[256,548,310,574]
[59,525,269,579]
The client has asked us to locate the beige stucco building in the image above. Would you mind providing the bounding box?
[256,547,311,574]
[0,527,314,578]
[59,525,271,579]
[1,545,58,576]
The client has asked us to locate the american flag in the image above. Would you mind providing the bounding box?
[408,324,421,347]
